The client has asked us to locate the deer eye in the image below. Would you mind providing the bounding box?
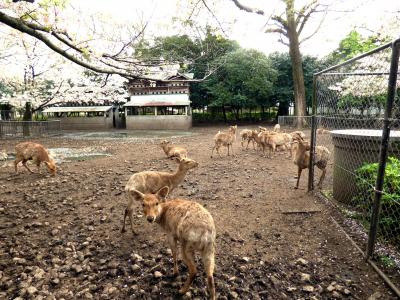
[155,202,159,206]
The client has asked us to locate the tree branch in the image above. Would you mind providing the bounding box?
[265,27,287,37]
[201,0,227,36]
[0,11,161,80]
[230,0,264,15]
[299,7,328,44]
[271,15,288,30]
[296,3,327,36]
[32,80,65,111]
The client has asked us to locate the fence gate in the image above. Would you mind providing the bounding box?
[310,39,400,296]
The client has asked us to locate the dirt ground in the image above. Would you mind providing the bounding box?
[0,126,397,299]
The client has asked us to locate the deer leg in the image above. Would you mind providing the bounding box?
[227,145,230,156]
[167,235,179,276]
[210,145,215,158]
[121,198,135,234]
[121,207,128,233]
[295,167,303,189]
[231,143,234,156]
[179,244,197,295]
[14,157,22,173]
[22,160,33,173]
[317,167,327,189]
[202,246,216,300]
[36,161,41,174]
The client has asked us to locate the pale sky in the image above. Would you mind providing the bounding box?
[69,0,400,57]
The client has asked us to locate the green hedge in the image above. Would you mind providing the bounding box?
[192,111,276,123]
[354,157,400,247]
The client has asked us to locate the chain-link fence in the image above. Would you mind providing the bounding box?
[278,115,313,129]
[308,40,400,293]
[0,120,61,138]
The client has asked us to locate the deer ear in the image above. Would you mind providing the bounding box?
[129,189,145,201]
[156,186,169,201]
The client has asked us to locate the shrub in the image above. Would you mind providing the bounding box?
[354,157,400,247]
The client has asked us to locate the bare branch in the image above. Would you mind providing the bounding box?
[271,15,288,30]
[299,8,328,44]
[295,0,318,25]
[230,0,264,15]
[278,33,289,46]
[32,80,65,112]
[105,22,149,58]
[201,0,227,36]
[101,74,110,88]
[265,27,287,36]
[297,3,328,35]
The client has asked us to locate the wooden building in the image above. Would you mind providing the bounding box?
[123,73,193,130]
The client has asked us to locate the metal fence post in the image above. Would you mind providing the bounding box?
[366,39,400,259]
[308,75,318,192]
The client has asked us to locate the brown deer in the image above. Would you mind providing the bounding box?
[131,186,216,299]
[292,133,330,189]
[14,142,56,176]
[122,157,199,233]
[159,140,188,160]
[211,125,237,158]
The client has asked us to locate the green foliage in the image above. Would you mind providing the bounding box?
[337,93,386,115]
[354,157,400,247]
[379,255,396,269]
[268,52,332,115]
[332,30,391,62]
[193,110,276,123]
[204,48,277,119]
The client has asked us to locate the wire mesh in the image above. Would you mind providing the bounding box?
[278,115,313,129]
[313,42,400,270]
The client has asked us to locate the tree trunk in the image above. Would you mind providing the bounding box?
[276,101,289,122]
[23,102,32,136]
[286,1,306,128]
[222,106,227,123]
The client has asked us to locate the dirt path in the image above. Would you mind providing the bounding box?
[0,126,397,299]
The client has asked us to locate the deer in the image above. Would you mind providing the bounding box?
[263,132,292,158]
[14,142,56,176]
[273,124,281,132]
[292,133,330,189]
[240,129,255,150]
[122,157,199,234]
[159,140,188,160]
[210,125,237,158]
[130,186,216,299]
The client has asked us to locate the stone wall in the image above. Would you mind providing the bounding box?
[55,117,113,130]
[126,115,192,130]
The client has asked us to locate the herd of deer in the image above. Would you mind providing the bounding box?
[8,125,331,299]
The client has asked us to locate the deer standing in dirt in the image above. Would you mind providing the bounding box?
[292,133,330,189]
[211,125,237,158]
[240,129,255,150]
[131,186,216,299]
[14,142,56,175]
[122,157,199,233]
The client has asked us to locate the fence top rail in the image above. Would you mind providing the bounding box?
[314,39,397,76]
[0,120,61,123]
